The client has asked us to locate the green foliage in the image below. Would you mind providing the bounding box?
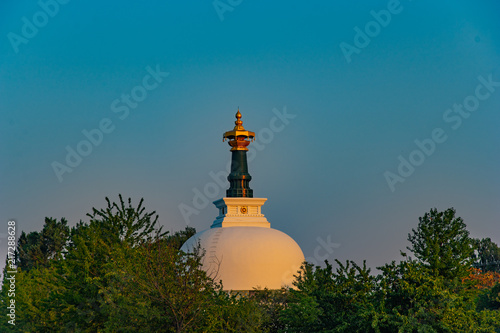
[280,291,321,332]
[3,204,500,332]
[101,227,265,332]
[478,283,500,311]
[16,217,69,271]
[251,288,289,332]
[279,208,500,333]
[407,207,475,280]
[1,195,265,332]
[281,260,378,332]
[83,194,166,246]
[54,195,166,331]
[376,259,495,332]
[473,238,500,273]
[165,226,197,250]
[104,237,213,332]
[0,217,70,332]
[200,291,264,332]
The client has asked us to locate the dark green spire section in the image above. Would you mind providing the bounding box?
[223,110,256,198]
[227,150,253,197]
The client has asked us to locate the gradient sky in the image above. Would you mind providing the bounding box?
[1,0,499,272]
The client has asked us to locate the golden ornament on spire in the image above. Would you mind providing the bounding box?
[234,109,243,129]
[223,109,255,151]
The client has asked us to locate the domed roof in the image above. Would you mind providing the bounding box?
[181,226,304,291]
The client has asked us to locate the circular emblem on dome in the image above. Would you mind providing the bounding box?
[240,206,248,214]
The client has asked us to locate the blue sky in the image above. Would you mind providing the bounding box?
[1,0,499,271]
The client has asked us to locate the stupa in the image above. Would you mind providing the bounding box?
[180,110,304,292]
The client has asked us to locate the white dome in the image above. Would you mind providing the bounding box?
[181,226,305,291]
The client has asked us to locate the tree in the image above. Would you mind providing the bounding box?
[407,207,474,280]
[103,232,265,332]
[472,238,500,273]
[378,259,500,332]
[462,268,500,312]
[477,283,500,311]
[82,194,166,246]
[102,235,212,332]
[16,231,42,271]
[250,288,289,333]
[0,218,70,332]
[1,195,166,332]
[56,195,166,331]
[281,260,378,333]
[165,226,196,250]
[462,268,500,290]
[16,217,69,271]
[277,207,500,333]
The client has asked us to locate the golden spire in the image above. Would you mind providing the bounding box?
[223,109,255,151]
[234,108,243,130]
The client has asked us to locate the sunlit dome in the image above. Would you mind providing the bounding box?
[181,201,305,291]
[180,111,304,291]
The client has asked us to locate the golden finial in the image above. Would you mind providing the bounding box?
[235,109,244,130]
[223,108,255,151]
